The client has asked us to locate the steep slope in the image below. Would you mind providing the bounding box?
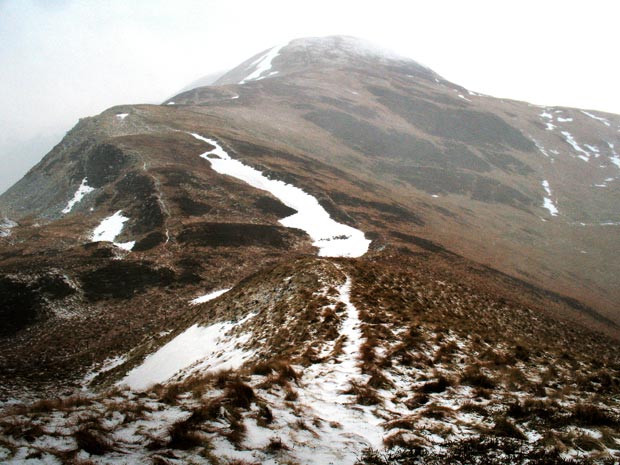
[164,36,620,322]
[0,34,618,464]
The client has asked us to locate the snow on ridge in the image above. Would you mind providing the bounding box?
[0,218,17,237]
[189,133,371,257]
[91,210,135,251]
[122,313,256,391]
[62,178,95,214]
[190,288,231,305]
[239,42,288,84]
[581,110,611,127]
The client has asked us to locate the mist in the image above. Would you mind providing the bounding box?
[1,0,619,194]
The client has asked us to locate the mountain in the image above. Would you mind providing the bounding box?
[0,36,618,464]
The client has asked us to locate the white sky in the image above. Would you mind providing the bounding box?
[1,0,619,192]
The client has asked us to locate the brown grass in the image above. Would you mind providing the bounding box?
[343,381,382,406]
[420,375,452,394]
[570,403,619,427]
[489,417,526,440]
[265,436,290,453]
[224,379,256,409]
[74,427,114,456]
[460,366,495,390]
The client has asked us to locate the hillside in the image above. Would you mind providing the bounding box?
[0,36,618,464]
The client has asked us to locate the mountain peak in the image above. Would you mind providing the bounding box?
[213,35,434,86]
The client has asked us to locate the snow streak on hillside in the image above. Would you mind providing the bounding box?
[239,43,287,84]
[190,288,231,305]
[62,178,94,214]
[189,133,371,257]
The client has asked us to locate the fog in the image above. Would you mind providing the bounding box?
[1,0,619,193]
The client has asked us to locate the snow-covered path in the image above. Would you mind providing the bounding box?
[190,133,371,257]
[293,277,384,464]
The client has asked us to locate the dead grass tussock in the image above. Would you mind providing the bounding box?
[460,365,495,390]
[8,394,93,415]
[420,374,453,394]
[459,401,488,416]
[366,368,393,390]
[343,381,382,406]
[167,419,209,450]
[421,403,455,420]
[252,359,298,386]
[265,436,290,453]
[404,392,429,410]
[224,379,256,409]
[0,417,48,441]
[74,426,114,456]
[489,416,526,440]
[570,403,619,427]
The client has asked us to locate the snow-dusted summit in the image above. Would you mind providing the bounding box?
[213,35,437,86]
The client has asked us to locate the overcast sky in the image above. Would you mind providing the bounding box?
[1,0,619,193]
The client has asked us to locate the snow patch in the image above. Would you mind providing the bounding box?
[91,210,135,251]
[116,113,129,120]
[457,94,471,102]
[540,111,556,131]
[122,313,256,391]
[167,101,175,105]
[607,143,620,169]
[189,288,231,305]
[189,133,371,257]
[541,181,558,216]
[0,218,17,238]
[584,144,599,155]
[581,110,611,127]
[240,43,287,84]
[557,117,573,122]
[543,198,559,216]
[62,178,94,214]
